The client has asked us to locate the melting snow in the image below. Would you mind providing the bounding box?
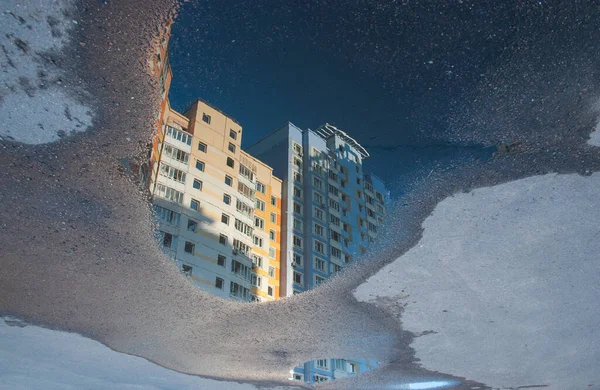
[0,317,263,390]
[355,172,600,390]
[0,0,93,144]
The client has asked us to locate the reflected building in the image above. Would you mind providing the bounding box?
[248,122,389,384]
[149,100,282,302]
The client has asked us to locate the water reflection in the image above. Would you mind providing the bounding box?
[3,0,600,388]
[290,358,378,385]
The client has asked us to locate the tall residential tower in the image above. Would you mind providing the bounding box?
[150,100,282,302]
[248,122,389,384]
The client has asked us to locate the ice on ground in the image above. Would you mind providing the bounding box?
[0,0,93,145]
[355,173,600,390]
[0,316,262,390]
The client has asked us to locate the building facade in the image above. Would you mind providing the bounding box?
[149,100,282,302]
[247,122,389,384]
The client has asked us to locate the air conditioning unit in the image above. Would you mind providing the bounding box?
[291,261,298,267]
[232,249,239,255]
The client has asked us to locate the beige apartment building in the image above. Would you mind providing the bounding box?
[150,100,282,302]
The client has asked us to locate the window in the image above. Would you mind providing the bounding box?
[233,239,251,256]
[226,157,235,168]
[230,281,250,300]
[335,359,346,371]
[225,175,233,186]
[256,181,266,194]
[332,263,342,273]
[268,266,275,278]
[314,207,324,221]
[253,235,263,248]
[182,264,192,276]
[254,217,265,230]
[293,271,303,285]
[229,129,237,139]
[156,184,184,204]
[166,126,192,146]
[293,186,302,199]
[215,277,224,290]
[162,232,175,248]
[223,194,231,205]
[314,223,324,237]
[190,199,200,211]
[331,246,342,259]
[221,213,229,225]
[293,171,302,183]
[329,184,339,196]
[163,144,189,163]
[316,359,328,369]
[315,275,325,286]
[228,142,236,153]
[159,163,186,183]
[293,218,303,231]
[331,230,341,242]
[238,182,255,199]
[252,254,263,268]
[234,219,253,237]
[153,205,180,225]
[268,286,274,297]
[293,202,302,214]
[187,219,197,232]
[255,199,265,211]
[195,160,205,171]
[315,257,325,271]
[293,235,303,248]
[376,191,384,203]
[271,196,277,206]
[292,142,302,154]
[184,241,195,254]
[270,212,277,223]
[330,214,341,226]
[312,161,324,175]
[329,199,340,212]
[349,363,357,373]
[251,274,262,287]
[293,253,302,266]
[219,234,228,245]
[269,229,276,241]
[239,164,255,181]
[314,191,324,205]
[236,199,253,218]
[202,113,211,124]
[193,179,202,190]
[313,177,322,189]
[314,240,325,254]
[269,247,276,259]
[197,141,207,152]
[217,254,226,267]
[293,157,302,168]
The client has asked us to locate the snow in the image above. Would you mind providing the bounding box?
[588,118,600,146]
[0,316,262,390]
[355,172,600,390]
[0,0,93,144]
